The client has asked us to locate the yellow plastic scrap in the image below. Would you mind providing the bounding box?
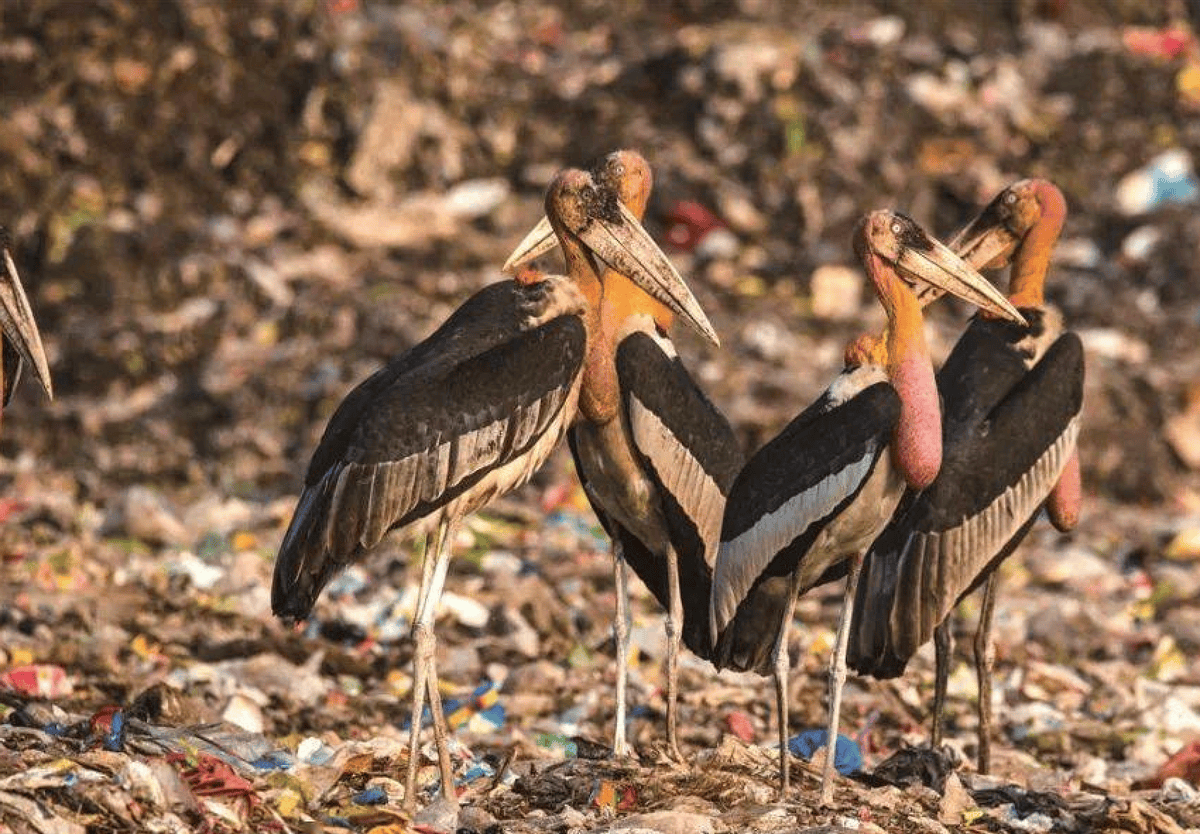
[275,787,303,818]
[1178,61,1200,108]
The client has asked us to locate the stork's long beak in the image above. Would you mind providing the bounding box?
[502,215,556,274]
[0,246,52,400]
[948,207,1021,272]
[571,201,721,346]
[896,236,1027,326]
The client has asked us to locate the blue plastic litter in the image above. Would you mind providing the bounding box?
[249,751,294,770]
[352,786,387,805]
[460,760,495,783]
[474,703,505,728]
[402,680,501,731]
[102,710,125,752]
[302,618,322,640]
[1145,157,1199,209]
[788,728,863,775]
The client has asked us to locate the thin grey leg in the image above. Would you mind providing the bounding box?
[403,519,458,809]
[931,617,951,748]
[974,572,999,775]
[664,543,684,760]
[820,553,863,808]
[774,570,802,798]
[612,541,631,757]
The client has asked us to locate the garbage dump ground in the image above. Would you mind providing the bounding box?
[3,2,1200,832]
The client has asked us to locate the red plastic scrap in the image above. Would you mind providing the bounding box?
[1146,740,1200,788]
[1123,26,1195,60]
[166,752,259,803]
[725,710,756,742]
[90,704,122,735]
[0,664,72,699]
[665,200,725,251]
[0,498,27,525]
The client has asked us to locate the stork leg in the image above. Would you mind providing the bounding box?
[611,541,632,758]
[773,572,802,797]
[973,572,999,775]
[819,553,863,808]
[664,543,684,760]
[403,518,459,809]
[423,644,457,801]
[931,618,951,748]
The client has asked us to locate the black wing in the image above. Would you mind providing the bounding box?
[711,382,900,673]
[614,330,743,658]
[850,329,1084,678]
[273,287,586,620]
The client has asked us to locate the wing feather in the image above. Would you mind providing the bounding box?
[272,310,585,620]
[850,328,1084,677]
[710,381,900,635]
[612,328,744,658]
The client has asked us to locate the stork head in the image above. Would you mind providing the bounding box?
[545,168,720,346]
[591,149,652,219]
[950,179,1067,272]
[503,149,653,274]
[853,211,1026,326]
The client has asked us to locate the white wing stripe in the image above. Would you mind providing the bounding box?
[628,393,726,559]
[712,448,877,632]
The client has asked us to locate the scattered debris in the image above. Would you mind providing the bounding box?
[2,2,1198,832]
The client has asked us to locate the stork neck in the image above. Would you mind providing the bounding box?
[600,269,675,341]
[559,231,603,326]
[1008,183,1066,309]
[553,227,614,424]
[874,267,941,489]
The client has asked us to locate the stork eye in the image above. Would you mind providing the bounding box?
[1004,192,1018,205]
[612,163,625,177]
[890,221,902,235]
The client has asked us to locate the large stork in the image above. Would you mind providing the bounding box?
[0,228,54,423]
[709,212,1026,803]
[505,150,743,757]
[271,167,718,808]
[848,179,1083,774]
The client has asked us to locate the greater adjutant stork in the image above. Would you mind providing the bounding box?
[709,212,1026,803]
[505,150,742,757]
[848,179,1083,774]
[271,167,718,807]
[0,227,54,423]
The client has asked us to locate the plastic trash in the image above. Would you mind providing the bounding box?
[1115,149,1199,215]
[352,785,388,805]
[788,728,863,775]
[0,664,73,699]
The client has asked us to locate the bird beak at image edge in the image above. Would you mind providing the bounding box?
[0,248,53,399]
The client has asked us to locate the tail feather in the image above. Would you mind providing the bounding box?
[272,476,347,622]
[711,575,792,675]
[849,519,915,679]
